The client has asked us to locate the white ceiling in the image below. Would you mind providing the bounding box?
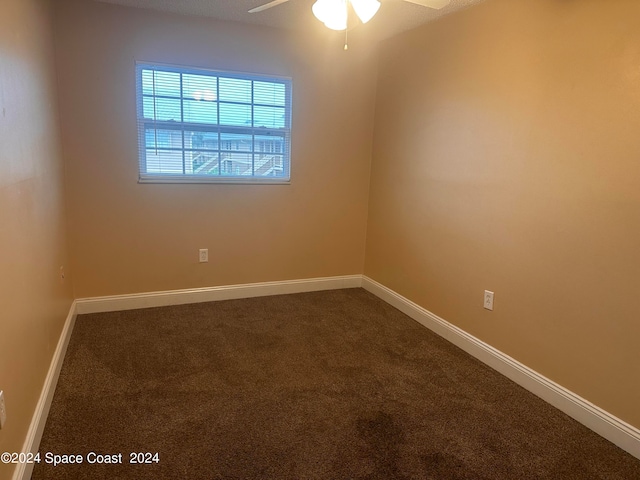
[93,0,485,42]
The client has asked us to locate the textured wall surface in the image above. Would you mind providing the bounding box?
[0,0,73,477]
[366,0,640,428]
[54,0,377,298]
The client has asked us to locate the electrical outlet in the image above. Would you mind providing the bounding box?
[199,249,208,263]
[484,290,494,311]
[0,390,6,429]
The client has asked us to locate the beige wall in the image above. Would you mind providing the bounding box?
[0,0,73,476]
[366,0,640,428]
[54,0,377,298]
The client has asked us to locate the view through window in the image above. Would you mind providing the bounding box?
[136,63,292,183]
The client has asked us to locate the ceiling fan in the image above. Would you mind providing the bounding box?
[249,0,451,32]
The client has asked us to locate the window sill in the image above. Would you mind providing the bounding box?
[138,175,291,185]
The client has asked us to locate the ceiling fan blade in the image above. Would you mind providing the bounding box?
[248,0,291,14]
[402,0,451,9]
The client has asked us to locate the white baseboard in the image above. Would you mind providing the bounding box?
[76,275,363,314]
[361,275,640,460]
[13,301,78,480]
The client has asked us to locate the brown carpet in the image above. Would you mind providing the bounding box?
[32,288,640,479]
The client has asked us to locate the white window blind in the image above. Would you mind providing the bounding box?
[135,63,292,183]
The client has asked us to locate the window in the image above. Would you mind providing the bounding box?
[136,63,292,183]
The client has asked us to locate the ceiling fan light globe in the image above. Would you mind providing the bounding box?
[324,19,347,30]
[351,0,380,24]
[312,0,348,30]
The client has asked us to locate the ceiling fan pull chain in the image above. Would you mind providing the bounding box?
[344,0,349,50]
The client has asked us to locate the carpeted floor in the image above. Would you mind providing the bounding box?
[32,288,640,479]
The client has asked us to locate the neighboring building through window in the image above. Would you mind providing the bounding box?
[136,63,292,183]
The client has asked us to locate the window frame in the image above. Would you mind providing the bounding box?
[135,62,292,184]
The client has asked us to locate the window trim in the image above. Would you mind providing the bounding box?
[135,61,292,185]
